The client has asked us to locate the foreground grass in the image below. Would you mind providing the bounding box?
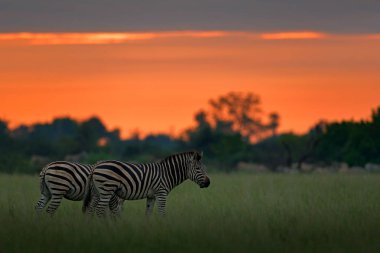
[1,173,380,253]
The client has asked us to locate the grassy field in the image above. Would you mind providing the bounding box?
[1,173,380,253]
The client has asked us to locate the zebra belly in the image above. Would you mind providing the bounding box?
[64,192,84,201]
[117,186,150,200]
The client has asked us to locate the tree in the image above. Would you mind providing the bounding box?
[209,92,264,141]
[296,121,327,169]
[186,110,214,152]
[371,107,380,126]
[267,112,280,137]
[0,120,8,137]
[0,119,11,150]
[79,116,108,151]
[208,91,282,142]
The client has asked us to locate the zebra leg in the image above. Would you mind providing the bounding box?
[95,193,113,218]
[36,173,52,213]
[46,194,64,216]
[145,197,156,216]
[117,197,125,212]
[86,194,100,216]
[35,193,51,212]
[109,195,124,217]
[156,192,168,216]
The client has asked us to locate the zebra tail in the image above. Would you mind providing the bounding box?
[82,172,94,213]
[39,166,50,196]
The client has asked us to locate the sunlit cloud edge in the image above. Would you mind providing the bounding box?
[0,31,379,45]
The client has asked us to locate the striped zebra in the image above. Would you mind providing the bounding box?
[83,151,210,217]
[35,161,124,215]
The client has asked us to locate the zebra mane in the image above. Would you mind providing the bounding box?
[158,151,201,164]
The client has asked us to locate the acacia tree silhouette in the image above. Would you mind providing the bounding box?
[209,91,279,142]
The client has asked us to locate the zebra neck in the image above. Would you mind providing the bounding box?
[160,158,188,189]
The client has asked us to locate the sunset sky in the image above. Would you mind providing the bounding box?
[1,1,379,138]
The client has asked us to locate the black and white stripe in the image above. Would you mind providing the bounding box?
[83,151,210,217]
[35,161,123,215]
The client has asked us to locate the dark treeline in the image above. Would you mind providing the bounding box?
[0,92,379,173]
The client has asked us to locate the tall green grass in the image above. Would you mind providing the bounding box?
[1,173,380,253]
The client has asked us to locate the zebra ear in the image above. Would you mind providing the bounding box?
[188,153,195,161]
[195,151,203,161]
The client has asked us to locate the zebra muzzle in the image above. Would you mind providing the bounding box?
[200,176,210,188]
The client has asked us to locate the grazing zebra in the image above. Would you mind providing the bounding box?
[83,151,210,217]
[35,161,124,216]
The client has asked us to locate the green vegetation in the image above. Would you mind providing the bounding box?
[1,173,380,253]
[0,92,379,173]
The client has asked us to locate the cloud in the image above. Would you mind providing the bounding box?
[260,32,326,40]
[367,34,380,40]
[0,32,158,45]
[0,31,334,45]
[2,30,380,45]
[0,1,380,33]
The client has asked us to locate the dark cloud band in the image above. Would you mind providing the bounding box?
[0,0,379,33]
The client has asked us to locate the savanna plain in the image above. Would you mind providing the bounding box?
[1,173,380,253]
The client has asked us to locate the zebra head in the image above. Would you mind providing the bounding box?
[187,151,210,188]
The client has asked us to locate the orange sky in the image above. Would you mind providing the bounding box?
[1,31,379,138]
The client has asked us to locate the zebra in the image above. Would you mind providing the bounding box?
[82,151,210,217]
[35,161,124,216]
